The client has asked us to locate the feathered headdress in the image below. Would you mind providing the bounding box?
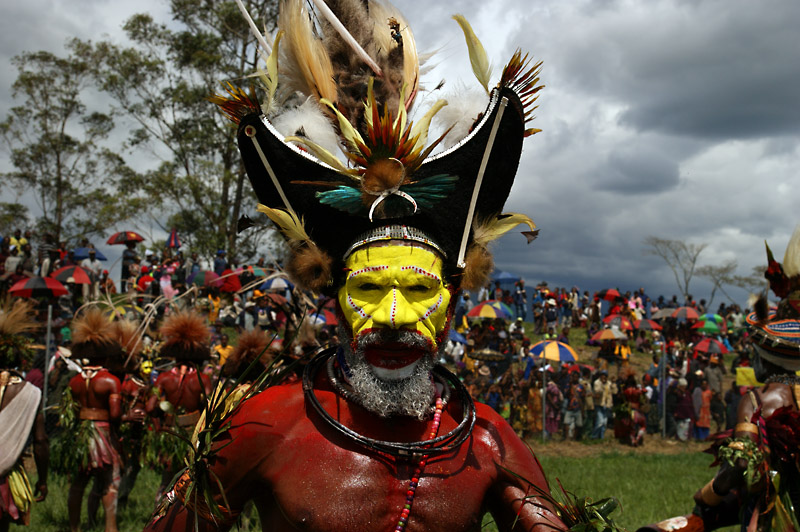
[0,298,38,367]
[221,328,274,380]
[746,225,800,368]
[72,308,122,364]
[213,0,542,292]
[159,311,211,362]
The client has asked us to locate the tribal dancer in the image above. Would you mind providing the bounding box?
[65,308,123,532]
[145,311,212,501]
[642,228,800,532]
[144,1,592,531]
[0,299,48,530]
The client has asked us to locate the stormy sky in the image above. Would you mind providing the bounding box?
[2,0,799,308]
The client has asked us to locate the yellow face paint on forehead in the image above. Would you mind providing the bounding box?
[338,244,452,347]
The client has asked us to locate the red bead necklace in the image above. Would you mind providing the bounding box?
[394,395,444,532]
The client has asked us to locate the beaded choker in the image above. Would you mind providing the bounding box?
[765,373,800,386]
[302,349,475,459]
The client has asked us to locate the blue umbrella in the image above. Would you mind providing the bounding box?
[448,329,467,344]
[260,277,294,291]
[72,247,107,261]
[490,269,520,285]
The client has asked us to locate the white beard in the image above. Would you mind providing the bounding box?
[339,326,439,420]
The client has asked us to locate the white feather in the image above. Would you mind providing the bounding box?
[427,84,488,150]
[271,97,343,159]
[782,224,800,277]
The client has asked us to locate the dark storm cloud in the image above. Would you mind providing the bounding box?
[594,146,680,194]
[546,0,800,141]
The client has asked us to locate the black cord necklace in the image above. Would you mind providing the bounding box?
[303,349,476,459]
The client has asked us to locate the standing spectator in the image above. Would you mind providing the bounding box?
[723,381,744,430]
[99,270,117,296]
[544,379,562,440]
[80,248,103,301]
[704,354,724,395]
[592,370,616,439]
[121,242,137,292]
[692,379,712,441]
[673,378,694,441]
[513,280,527,321]
[213,250,227,276]
[562,370,585,440]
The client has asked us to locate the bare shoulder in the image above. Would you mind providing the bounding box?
[471,401,537,468]
[219,381,307,445]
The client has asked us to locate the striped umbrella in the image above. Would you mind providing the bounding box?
[260,277,294,292]
[694,337,728,355]
[106,231,144,245]
[529,340,579,362]
[591,328,628,341]
[188,270,220,287]
[699,313,725,324]
[9,276,68,298]
[603,314,633,331]
[309,309,338,326]
[467,300,513,319]
[597,288,623,302]
[634,319,662,331]
[692,320,723,335]
[166,228,181,248]
[241,265,269,277]
[671,306,700,320]
[51,265,92,285]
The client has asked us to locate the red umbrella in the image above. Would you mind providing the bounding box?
[596,288,623,302]
[694,337,728,355]
[9,276,68,298]
[671,306,700,320]
[603,314,633,331]
[634,319,662,331]
[50,265,92,285]
[106,231,145,245]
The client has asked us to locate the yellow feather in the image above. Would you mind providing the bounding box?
[280,0,337,104]
[453,15,492,94]
[472,213,536,247]
[363,78,375,130]
[369,2,419,108]
[284,135,359,178]
[257,204,311,246]
[319,98,366,153]
[409,99,448,149]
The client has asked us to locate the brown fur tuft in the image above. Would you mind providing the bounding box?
[287,245,333,292]
[0,298,38,337]
[159,311,211,362]
[71,308,120,363]
[222,329,274,380]
[754,294,769,322]
[112,320,142,360]
[72,308,115,346]
[460,244,494,291]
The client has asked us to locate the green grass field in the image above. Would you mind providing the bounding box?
[28,449,722,531]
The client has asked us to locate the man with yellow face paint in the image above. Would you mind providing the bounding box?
[146,3,581,531]
[336,242,454,418]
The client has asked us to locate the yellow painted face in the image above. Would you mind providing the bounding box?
[338,244,452,348]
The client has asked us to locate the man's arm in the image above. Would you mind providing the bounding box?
[483,406,565,532]
[32,409,48,501]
